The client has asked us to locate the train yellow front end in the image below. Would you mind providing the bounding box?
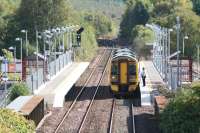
[110,48,140,97]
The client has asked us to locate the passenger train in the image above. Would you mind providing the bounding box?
[110,48,140,97]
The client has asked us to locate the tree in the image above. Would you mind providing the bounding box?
[131,25,154,57]
[9,83,30,101]
[119,0,149,42]
[149,0,200,59]
[192,0,200,15]
[0,0,19,49]
[17,0,72,41]
[83,12,116,37]
[2,49,13,62]
[4,0,99,61]
[4,0,73,56]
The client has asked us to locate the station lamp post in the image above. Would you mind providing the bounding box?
[168,29,173,58]
[15,37,23,80]
[61,27,67,53]
[36,31,42,89]
[44,30,54,79]
[176,16,181,87]
[8,46,17,81]
[21,29,28,56]
[42,30,53,82]
[182,35,188,57]
[51,28,59,74]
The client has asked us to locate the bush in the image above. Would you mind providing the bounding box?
[0,109,35,133]
[191,82,200,96]
[83,12,116,37]
[157,85,175,98]
[159,87,200,133]
[9,83,30,102]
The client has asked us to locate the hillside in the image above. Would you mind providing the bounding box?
[70,0,126,31]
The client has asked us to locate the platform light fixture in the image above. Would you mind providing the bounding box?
[15,37,23,80]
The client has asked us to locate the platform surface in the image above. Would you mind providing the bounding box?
[139,61,164,106]
[36,62,89,107]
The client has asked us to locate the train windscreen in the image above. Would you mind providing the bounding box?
[111,62,118,75]
[129,63,136,75]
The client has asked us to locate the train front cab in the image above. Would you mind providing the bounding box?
[110,59,140,98]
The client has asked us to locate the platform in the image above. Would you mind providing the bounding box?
[36,62,89,107]
[139,61,164,106]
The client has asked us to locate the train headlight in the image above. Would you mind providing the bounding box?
[112,76,116,79]
[111,75,118,82]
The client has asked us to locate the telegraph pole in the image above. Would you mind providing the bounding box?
[176,16,181,87]
[36,30,39,90]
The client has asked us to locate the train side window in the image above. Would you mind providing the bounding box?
[129,63,136,75]
[111,63,118,75]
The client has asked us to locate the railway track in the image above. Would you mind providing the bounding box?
[37,48,109,133]
[54,49,112,132]
[37,48,161,133]
[108,99,135,133]
[77,53,113,132]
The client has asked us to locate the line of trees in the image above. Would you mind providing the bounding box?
[0,0,116,60]
[120,0,200,59]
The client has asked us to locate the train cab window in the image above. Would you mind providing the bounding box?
[129,63,136,75]
[111,63,118,75]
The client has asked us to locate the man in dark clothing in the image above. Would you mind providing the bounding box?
[141,67,146,86]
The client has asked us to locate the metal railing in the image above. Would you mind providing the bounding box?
[26,51,72,93]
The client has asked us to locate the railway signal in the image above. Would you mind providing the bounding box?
[76,27,84,47]
[76,34,81,46]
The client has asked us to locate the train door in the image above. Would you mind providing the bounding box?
[120,62,127,84]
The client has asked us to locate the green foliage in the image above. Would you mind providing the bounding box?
[131,25,154,42]
[147,0,200,59]
[75,24,98,61]
[70,0,126,24]
[0,0,20,48]
[131,25,153,57]
[16,0,73,41]
[191,81,200,96]
[0,109,35,133]
[0,0,119,61]
[83,12,116,37]
[1,0,100,60]
[2,49,13,62]
[160,86,200,133]
[120,0,149,42]
[9,83,30,102]
[192,0,200,15]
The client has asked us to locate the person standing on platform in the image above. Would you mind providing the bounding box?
[141,67,146,86]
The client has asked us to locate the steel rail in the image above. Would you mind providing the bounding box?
[108,99,116,133]
[108,101,136,133]
[78,49,113,133]
[54,49,108,133]
[132,104,136,133]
